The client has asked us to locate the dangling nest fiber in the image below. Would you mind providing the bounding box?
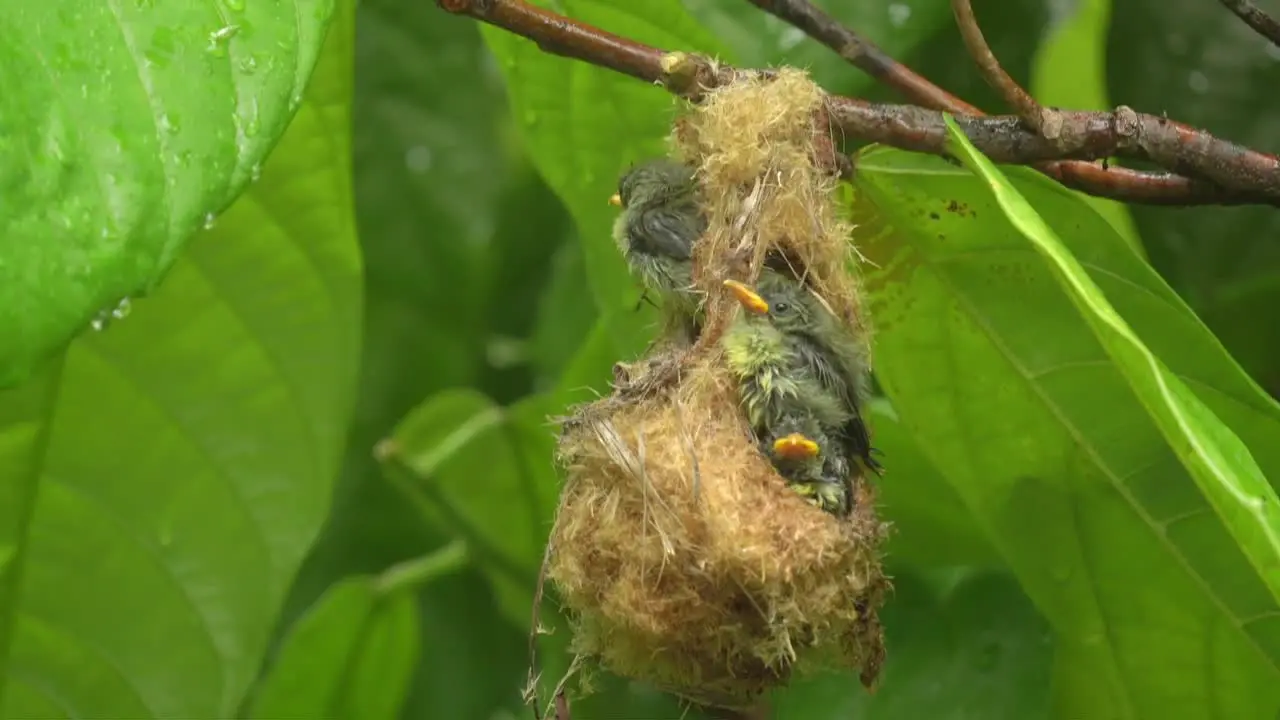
[546,65,890,710]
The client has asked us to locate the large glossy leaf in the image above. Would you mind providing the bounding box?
[479,0,729,353]
[771,570,1051,720]
[851,145,1280,718]
[249,545,465,719]
[0,2,361,714]
[1027,0,1141,256]
[1107,0,1280,400]
[869,399,999,569]
[0,0,336,387]
[945,113,1280,609]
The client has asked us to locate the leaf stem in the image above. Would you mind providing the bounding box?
[374,540,469,596]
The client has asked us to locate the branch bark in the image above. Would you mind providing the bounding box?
[1219,0,1280,47]
[951,0,1063,139]
[436,0,1280,207]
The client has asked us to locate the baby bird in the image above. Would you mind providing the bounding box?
[722,269,881,515]
[768,412,854,516]
[610,158,708,340]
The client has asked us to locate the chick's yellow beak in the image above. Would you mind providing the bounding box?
[608,193,622,207]
[723,279,770,314]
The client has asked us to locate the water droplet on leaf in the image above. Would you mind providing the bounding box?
[207,25,239,55]
[203,212,217,230]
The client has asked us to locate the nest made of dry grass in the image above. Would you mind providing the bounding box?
[543,65,890,711]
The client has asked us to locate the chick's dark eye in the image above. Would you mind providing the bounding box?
[773,302,790,313]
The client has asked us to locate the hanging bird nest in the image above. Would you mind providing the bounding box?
[544,64,890,711]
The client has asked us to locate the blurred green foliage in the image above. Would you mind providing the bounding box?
[1,0,1279,717]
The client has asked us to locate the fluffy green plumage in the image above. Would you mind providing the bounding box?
[723,268,879,515]
[611,159,707,338]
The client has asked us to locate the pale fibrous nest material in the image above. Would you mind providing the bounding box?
[545,64,889,710]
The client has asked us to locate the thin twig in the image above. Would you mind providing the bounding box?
[742,0,977,113]
[735,0,1280,204]
[1219,0,1280,47]
[951,0,1062,140]
[438,0,1280,206]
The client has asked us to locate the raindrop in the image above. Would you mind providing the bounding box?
[157,113,175,133]
[111,297,132,320]
[207,25,239,55]
[888,3,911,27]
[405,145,433,174]
[241,98,260,138]
[211,24,239,42]
[239,54,259,75]
[250,163,262,182]
[203,212,217,230]
[1187,70,1209,95]
[90,316,107,332]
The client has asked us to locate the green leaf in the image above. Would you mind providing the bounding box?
[531,240,601,392]
[0,361,61,712]
[378,389,552,627]
[479,0,729,353]
[945,112,1280,611]
[1107,0,1280,399]
[0,0,337,387]
[250,579,376,718]
[771,570,1052,719]
[1027,0,1142,256]
[851,145,1280,717]
[0,0,361,713]
[250,545,465,720]
[869,399,999,569]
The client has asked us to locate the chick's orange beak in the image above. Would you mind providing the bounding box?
[608,193,622,207]
[722,279,770,314]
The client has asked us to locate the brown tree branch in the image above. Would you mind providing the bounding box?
[437,0,1280,208]
[951,0,1063,140]
[1219,0,1280,47]
[736,0,1280,205]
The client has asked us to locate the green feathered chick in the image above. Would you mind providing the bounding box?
[768,411,854,515]
[722,270,881,515]
[611,158,708,340]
